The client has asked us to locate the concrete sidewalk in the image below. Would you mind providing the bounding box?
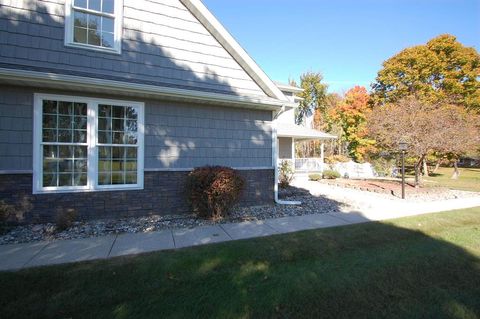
[1,200,480,271]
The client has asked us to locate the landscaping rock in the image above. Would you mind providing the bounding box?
[1,184,477,246]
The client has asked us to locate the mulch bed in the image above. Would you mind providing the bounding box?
[319,178,450,198]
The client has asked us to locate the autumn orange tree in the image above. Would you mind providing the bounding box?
[330,86,375,162]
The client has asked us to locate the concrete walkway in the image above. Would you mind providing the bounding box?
[292,179,480,220]
[1,191,480,271]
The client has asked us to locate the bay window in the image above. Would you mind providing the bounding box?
[33,94,144,193]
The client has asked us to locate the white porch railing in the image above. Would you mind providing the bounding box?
[295,158,324,172]
[279,158,324,172]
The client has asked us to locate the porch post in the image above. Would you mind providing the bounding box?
[320,141,325,172]
[291,138,295,168]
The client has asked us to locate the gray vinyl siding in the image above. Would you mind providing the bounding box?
[278,137,292,159]
[0,86,273,171]
[145,101,273,169]
[0,86,33,171]
[0,0,268,97]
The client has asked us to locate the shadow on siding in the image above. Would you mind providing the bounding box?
[0,0,278,222]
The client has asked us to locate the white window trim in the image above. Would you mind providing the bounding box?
[64,0,124,54]
[33,93,144,194]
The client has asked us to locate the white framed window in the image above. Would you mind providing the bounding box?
[33,94,144,194]
[64,0,123,54]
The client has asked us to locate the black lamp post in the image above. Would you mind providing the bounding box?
[399,141,408,199]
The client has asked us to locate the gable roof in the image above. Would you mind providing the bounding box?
[180,0,288,102]
[0,0,294,110]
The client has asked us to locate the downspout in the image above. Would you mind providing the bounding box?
[272,106,302,205]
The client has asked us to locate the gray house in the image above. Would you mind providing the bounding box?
[0,0,330,223]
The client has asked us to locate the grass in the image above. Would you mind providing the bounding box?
[408,167,480,192]
[1,208,480,318]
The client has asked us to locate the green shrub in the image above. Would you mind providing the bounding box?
[371,157,395,177]
[325,155,350,164]
[322,170,341,179]
[55,208,78,231]
[309,173,322,181]
[279,160,294,188]
[185,166,245,220]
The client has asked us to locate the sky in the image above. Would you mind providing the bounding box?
[202,0,480,93]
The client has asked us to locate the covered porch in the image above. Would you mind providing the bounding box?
[277,124,336,173]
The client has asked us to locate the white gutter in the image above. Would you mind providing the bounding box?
[272,111,302,206]
[0,68,298,111]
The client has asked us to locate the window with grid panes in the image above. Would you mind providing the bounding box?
[33,94,144,193]
[65,0,123,53]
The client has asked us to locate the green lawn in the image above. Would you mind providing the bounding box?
[1,208,480,318]
[407,167,480,192]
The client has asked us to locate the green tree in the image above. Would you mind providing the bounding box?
[371,34,480,110]
[296,72,328,125]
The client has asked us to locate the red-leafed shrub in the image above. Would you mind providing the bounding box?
[55,208,77,231]
[0,200,13,227]
[185,166,245,220]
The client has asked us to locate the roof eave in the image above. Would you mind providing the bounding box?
[278,134,337,140]
[276,123,338,139]
[0,68,288,111]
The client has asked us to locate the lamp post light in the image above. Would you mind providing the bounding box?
[398,141,408,199]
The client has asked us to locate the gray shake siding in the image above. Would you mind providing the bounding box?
[0,86,33,171]
[0,0,279,223]
[0,86,273,171]
[145,100,272,169]
[0,0,267,97]
[0,86,275,222]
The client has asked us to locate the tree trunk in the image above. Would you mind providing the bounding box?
[433,161,441,174]
[414,163,419,187]
[422,157,429,177]
[414,156,424,187]
[451,160,460,179]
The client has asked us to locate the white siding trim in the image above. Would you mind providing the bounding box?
[179,0,288,101]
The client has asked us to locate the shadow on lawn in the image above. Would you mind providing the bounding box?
[1,210,479,318]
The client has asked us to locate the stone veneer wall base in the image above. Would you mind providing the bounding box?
[0,169,274,224]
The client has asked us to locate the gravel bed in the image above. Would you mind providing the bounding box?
[318,179,478,202]
[318,180,479,203]
[0,188,349,245]
[2,184,477,245]
[394,189,478,202]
